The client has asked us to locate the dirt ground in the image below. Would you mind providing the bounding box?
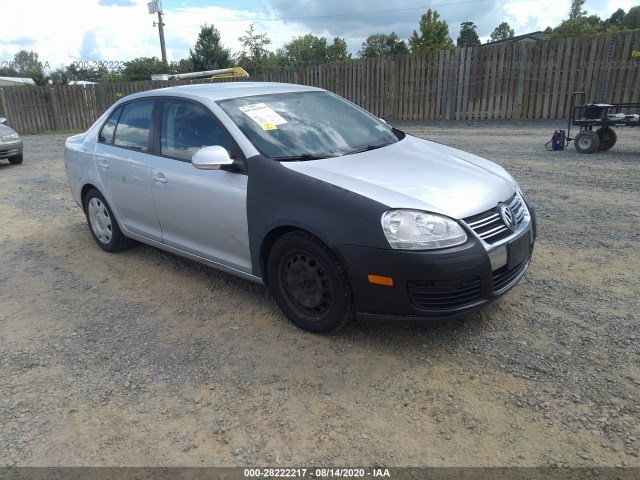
[1,121,639,468]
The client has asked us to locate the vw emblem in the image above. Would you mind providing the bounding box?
[500,205,517,231]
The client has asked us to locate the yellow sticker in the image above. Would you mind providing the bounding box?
[260,123,278,131]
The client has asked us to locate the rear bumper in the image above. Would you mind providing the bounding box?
[335,229,534,322]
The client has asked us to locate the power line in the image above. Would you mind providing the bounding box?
[215,0,486,22]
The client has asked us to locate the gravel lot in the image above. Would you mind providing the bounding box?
[1,121,639,468]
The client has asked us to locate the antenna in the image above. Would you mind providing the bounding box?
[147,0,167,64]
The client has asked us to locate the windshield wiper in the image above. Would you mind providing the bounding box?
[343,143,390,156]
[270,153,334,161]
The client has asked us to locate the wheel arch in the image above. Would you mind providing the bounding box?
[259,225,340,287]
[80,183,126,232]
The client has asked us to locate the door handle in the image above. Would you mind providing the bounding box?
[152,174,167,184]
[98,160,109,170]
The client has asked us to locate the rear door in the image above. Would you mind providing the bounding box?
[150,98,251,274]
[94,99,162,241]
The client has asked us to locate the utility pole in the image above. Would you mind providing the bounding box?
[148,0,167,64]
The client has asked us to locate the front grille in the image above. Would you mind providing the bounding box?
[464,194,526,245]
[408,276,482,311]
[492,257,529,293]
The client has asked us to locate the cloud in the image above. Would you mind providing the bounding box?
[98,0,136,6]
[0,0,632,69]
[79,31,102,61]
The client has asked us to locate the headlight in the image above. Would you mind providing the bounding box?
[1,133,20,142]
[381,210,467,250]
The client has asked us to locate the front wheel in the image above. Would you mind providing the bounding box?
[8,154,23,165]
[574,130,600,154]
[266,231,354,333]
[84,189,133,252]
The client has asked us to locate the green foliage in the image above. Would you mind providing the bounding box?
[569,0,587,20]
[236,24,275,74]
[489,22,515,42]
[605,8,626,28]
[358,33,409,58]
[281,34,350,68]
[188,24,233,71]
[2,50,47,84]
[457,22,481,47]
[408,9,454,53]
[120,57,170,81]
[622,6,640,29]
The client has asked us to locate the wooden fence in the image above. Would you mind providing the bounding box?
[1,31,639,135]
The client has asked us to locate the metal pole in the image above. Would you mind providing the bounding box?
[157,11,167,64]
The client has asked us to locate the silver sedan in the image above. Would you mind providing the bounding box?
[65,82,536,332]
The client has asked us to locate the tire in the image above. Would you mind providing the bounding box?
[595,127,617,150]
[8,154,23,165]
[574,130,600,154]
[83,189,133,252]
[266,231,354,333]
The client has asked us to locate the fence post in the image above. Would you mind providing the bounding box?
[0,88,15,126]
[0,88,6,118]
[514,44,527,119]
[387,59,397,122]
[48,85,61,131]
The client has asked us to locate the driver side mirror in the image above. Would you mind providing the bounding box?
[192,145,235,170]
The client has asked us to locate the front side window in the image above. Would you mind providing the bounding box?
[217,91,400,160]
[113,100,155,151]
[161,99,233,161]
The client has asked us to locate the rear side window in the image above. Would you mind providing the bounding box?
[113,100,155,151]
[98,107,122,144]
[161,99,233,161]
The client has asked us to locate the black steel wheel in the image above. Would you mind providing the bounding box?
[267,231,354,333]
[595,127,617,150]
[574,130,600,154]
[84,188,133,253]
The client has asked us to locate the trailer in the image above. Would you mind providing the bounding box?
[567,92,640,153]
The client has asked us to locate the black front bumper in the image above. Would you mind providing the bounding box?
[335,230,534,322]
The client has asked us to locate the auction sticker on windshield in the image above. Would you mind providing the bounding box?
[240,103,288,130]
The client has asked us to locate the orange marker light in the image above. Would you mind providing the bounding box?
[367,275,394,286]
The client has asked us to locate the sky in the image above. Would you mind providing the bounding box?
[0,0,636,72]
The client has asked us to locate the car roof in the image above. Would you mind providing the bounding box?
[125,82,325,103]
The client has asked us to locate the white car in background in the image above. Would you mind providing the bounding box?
[0,118,23,165]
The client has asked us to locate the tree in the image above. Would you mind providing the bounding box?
[10,50,47,84]
[189,24,232,72]
[326,37,350,63]
[569,0,587,20]
[489,22,515,42]
[409,9,454,53]
[604,8,625,28]
[237,24,273,74]
[358,33,409,58]
[281,34,350,68]
[546,15,603,39]
[120,57,172,81]
[457,21,481,47]
[622,6,640,29]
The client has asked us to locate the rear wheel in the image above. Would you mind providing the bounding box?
[266,231,354,333]
[84,189,133,252]
[574,130,600,154]
[595,127,617,150]
[8,154,23,165]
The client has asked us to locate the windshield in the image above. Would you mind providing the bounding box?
[217,91,401,160]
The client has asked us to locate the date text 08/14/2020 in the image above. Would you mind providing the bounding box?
[243,468,391,478]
